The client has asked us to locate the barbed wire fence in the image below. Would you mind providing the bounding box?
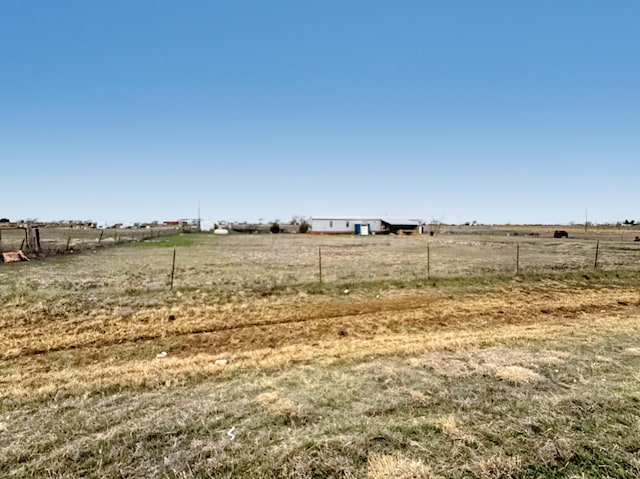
[0,225,184,259]
[3,231,640,296]
[133,234,640,293]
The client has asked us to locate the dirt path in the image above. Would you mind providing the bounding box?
[4,282,639,358]
[2,282,639,400]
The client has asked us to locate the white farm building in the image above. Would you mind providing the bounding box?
[310,217,423,235]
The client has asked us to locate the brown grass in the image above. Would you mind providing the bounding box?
[3,233,640,477]
[437,414,477,445]
[2,281,639,400]
[256,391,304,420]
[367,452,438,479]
[472,454,523,479]
[494,365,543,384]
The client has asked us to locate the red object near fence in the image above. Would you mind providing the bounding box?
[1,251,30,263]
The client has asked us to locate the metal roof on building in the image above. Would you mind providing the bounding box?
[380,218,422,226]
[311,217,381,221]
[312,217,422,224]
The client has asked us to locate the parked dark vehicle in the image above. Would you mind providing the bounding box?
[553,230,569,238]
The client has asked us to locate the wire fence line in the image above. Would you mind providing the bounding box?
[310,237,640,285]
[0,226,184,258]
[74,235,640,294]
[2,233,640,298]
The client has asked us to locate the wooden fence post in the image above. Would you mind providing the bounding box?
[516,243,520,275]
[594,240,600,270]
[98,230,104,245]
[170,246,177,290]
[318,246,323,285]
[24,225,37,253]
[427,244,430,280]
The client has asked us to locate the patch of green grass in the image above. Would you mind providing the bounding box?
[41,255,75,265]
[133,234,196,248]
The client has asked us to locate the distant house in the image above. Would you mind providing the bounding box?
[200,220,216,232]
[311,218,382,235]
[310,217,422,235]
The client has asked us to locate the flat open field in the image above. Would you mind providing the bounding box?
[2,232,640,478]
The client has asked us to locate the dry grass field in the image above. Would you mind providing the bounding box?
[2,231,640,478]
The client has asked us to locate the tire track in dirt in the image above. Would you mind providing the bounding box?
[4,295,440,358]
[8,287,639,359]
[166,294,640,358]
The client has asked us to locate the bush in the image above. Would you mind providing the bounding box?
[270,222,280,234]
[299,221,309,234]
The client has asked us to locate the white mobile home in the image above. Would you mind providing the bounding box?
[310,217,423,235]
[310,218,383,235]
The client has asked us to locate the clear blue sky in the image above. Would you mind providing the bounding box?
[2,1,638,225]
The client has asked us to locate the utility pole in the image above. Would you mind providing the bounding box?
[197,200,201,231]
[584,206,588,233]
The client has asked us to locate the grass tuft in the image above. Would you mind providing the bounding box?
[494,365,543,384]
[367,452,438,479]
[472,454,522,479]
